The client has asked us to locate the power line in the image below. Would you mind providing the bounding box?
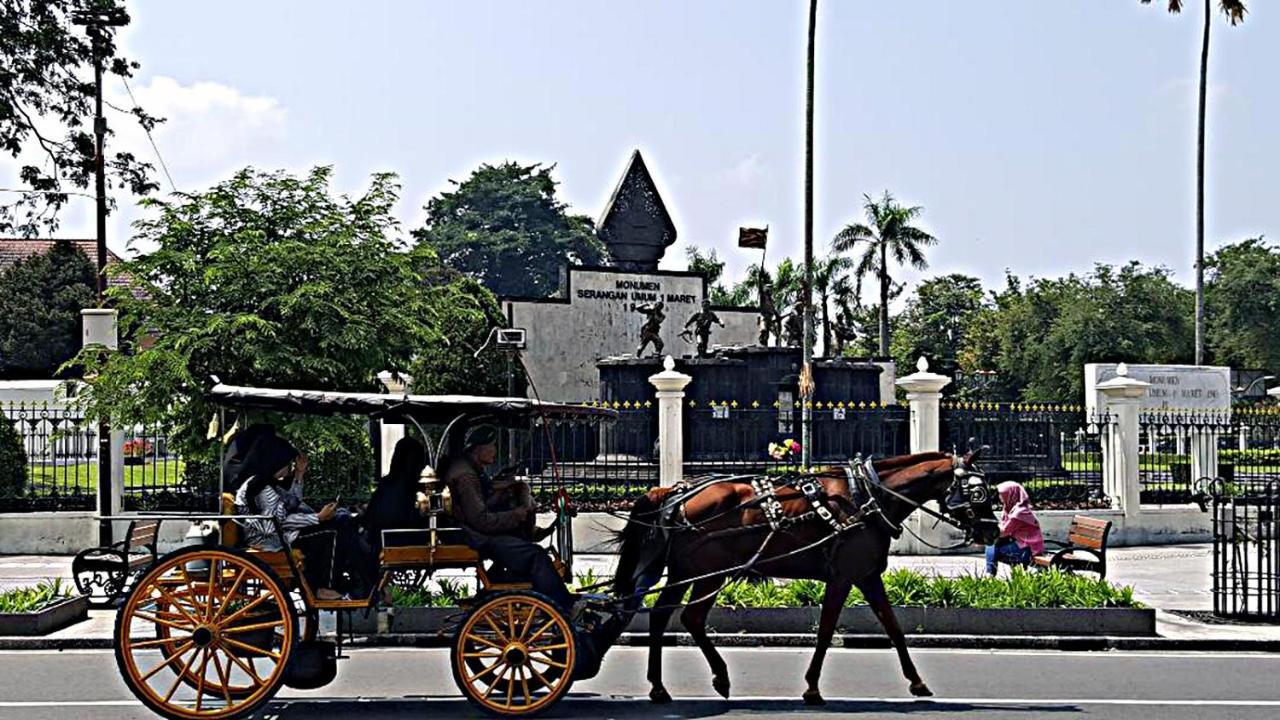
[120,76,178,193]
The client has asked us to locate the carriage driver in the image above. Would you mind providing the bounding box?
[443,426,575,610]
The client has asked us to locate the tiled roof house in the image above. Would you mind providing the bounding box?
[0,238,132,290]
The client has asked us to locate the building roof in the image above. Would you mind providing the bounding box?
[0,238,130,288]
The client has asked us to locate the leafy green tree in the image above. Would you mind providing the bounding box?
[1,0,159,235]
[891,274,989,390]
[1141,0,1247,364]
[67,167,434,497]
[685,246,751,306]
[408,248,508,397]
[412,162,607,298]
[832,192,937,356]
[1205,237,1280,372]
[990,263,1194,401]
[0,240,96,378]
[0,416,26,498]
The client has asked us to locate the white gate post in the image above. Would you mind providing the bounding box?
[1189,420,1220,486]
[82,309,122,536]
[895,357,951,453]
[1096,363,1149,517]
[649,356,692,488]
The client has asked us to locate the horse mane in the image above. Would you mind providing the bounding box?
[873,451,950,473]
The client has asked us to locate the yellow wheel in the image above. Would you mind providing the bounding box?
[451,591,576,716]
[114,546,297,720]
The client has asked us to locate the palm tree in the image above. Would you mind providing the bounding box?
[813,254,852,356]
[1141,0,1247,365]
[832,192,937,357]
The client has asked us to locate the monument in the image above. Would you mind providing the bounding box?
[1084,363,1233,416]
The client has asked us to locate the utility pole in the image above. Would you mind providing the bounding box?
[73,6,129,545]
[801,0,818,468]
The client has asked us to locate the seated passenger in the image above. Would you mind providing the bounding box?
[442,425,574,609]
[363,436,429,552]
[235,435,369,599]
[985,481,1046,575]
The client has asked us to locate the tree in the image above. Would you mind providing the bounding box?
[832,191,937,356]
[412,162,607,298]
[0,240,96,378]
[1205,237,1280,372]
[67,167,436,497]
[1141,0,1248,365]
[1,0,159,236]
[989,263,1194,401]
[0,416,26,498]
[891,274,988,385]
[685,246,751,306]
[812,254,852,355]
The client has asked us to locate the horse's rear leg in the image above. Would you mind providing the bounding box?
[802,578,852,705]
[680,578,730,698]
[857,573,932,697]
[647,583,687,704]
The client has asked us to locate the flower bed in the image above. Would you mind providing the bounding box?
[0,580,88,636]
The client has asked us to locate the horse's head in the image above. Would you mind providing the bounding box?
[940,446,1000,545]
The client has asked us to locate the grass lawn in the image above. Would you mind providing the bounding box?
[26,461,187,495]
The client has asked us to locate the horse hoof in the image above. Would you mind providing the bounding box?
[713,674,731,699]
[910,682,933,697]
[650,688,672,705]
[803,690,826,706]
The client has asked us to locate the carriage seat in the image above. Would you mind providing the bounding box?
[220,492,304,586]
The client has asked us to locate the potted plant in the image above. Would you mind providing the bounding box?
[0,579,88,636]
[122,439,152,467]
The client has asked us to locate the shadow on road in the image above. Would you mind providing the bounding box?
[261,696,1083,718]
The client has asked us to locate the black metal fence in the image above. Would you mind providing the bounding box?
[1138,409,1280,505]
[1224,407,1280,497]
[0,401,186,512]
[941,402,1109,508]
[518,403,910,504]
[1211,483,1279,620]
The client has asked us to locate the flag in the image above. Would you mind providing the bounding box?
[738,226,768,249]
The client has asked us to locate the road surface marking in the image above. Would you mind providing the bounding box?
[2,697,1280,708]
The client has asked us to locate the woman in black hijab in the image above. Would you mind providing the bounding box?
[233,434,367,600]
[362,436,429,551]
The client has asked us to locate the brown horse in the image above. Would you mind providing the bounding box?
[611,450,999,705]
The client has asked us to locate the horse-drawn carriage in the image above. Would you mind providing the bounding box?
[106,382,1001,719]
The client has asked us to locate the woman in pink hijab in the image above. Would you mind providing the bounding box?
[985,481,1046,575]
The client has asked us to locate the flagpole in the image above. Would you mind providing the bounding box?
[801,0,817,469]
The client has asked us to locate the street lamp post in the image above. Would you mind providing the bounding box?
[72,6,128,546]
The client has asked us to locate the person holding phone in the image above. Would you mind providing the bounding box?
[234,436,368,599]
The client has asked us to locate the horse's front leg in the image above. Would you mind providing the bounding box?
[646,583,687,704]
[802,578,852,705]
[680,578,730,698]
[856,573,932,697]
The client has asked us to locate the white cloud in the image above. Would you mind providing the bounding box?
[724,153,765,188]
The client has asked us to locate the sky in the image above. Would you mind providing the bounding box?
[13,0,1279,303]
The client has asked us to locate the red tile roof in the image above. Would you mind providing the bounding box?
[0,238,131,288]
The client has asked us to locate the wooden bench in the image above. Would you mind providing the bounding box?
[71,519,161,607]
[1032,515,1113,578]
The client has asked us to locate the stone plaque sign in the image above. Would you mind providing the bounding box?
[1084,363,1232,414]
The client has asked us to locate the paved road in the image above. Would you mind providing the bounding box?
[0,646,1276,719]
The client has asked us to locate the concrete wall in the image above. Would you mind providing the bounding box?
[0,513,195,555]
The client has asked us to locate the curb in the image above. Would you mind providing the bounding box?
[6,632,1279,653]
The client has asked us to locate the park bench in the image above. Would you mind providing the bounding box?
[71,519,161,607]
[1032,514,1113,578]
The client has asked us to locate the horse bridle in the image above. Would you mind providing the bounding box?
[846,455,996,545]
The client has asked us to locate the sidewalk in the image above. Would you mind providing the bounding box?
[3,544,1278,650]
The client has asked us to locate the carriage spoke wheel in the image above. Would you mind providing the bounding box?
[452,592,576,716]
[114,547,295,720]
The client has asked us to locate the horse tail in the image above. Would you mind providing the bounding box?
[609,487,671,611]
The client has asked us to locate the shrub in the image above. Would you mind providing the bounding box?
[0,418,27,498]
[0,579,69,613]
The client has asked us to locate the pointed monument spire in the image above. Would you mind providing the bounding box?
[597,149,677,271]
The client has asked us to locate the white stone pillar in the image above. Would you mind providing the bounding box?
[1096,363,1149,517]
[83,309,122,536]
[649,355,692,488]
[377,371,411,475]
[1189,422,1220,486]
[895,357,951,454]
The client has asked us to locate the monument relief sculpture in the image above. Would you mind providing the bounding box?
[680,300,724,358]
[758,286,780,346]
[633,300,666,357]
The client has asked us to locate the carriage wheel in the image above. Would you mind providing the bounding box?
[72,547,129,608]
[451,591,576,717]
[114,546,296,720]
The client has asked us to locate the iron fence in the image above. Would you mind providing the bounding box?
[1,401,189,512]
[1211,482,1279,620]
[518,403,910,505]
[1223,407,1280,497]
[942,402,1109,508]
[1138,410,1201,505]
